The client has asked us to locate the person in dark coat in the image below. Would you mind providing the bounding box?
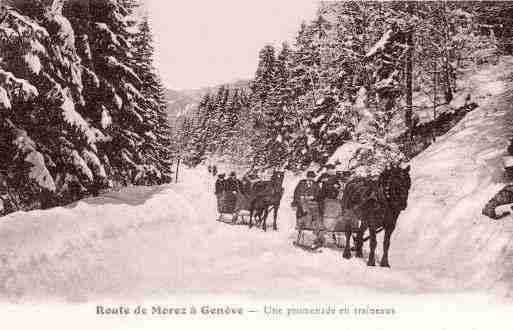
[316,164,340,217]
[319,165,340,199]
[212,165,218,177]
[222,171,239,213]
[335,170,352,199]
[293,170,323,247]
[215,173,226,215]
[293,171,321,216]
[240,175,252,196]
[225,171,240,193]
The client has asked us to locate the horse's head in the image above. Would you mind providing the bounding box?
[379,163,411,211]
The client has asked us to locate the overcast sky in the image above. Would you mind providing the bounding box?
[145,0,318,90]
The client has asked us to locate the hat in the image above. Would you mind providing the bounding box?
[306,171,316,178]
[325,164,335,170]
[229,171,236,177]
[218,173,226,178]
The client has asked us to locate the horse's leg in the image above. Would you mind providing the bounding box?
[262,207,269,232]
[343,228,352,259]
[380,224,394,268]
[256,208,263,227]
[367,223,377,267]
[296,229,302,244]
[355,223,365,258]
[272,204,279,231]
[249,207,254,228]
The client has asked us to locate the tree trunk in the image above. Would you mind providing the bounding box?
[405,1,415,156]
[405,30,414,154]
[175,158,180,183]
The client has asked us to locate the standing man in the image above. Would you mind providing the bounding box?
[335,170,352,200]
[293,170,323,249]
[240,174,252,196]
[215,173,226,218]
[225,171,240,193]
[317,164,340,217]
[223,171,239,214]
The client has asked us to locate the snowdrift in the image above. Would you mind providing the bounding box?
[393,56,513,298]
[0,185,198,302]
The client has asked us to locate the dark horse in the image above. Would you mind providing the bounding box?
[248,171,285,231]
[339,164,411,267]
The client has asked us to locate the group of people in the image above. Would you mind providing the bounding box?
[214,171,260,215]
[292,164,352,248]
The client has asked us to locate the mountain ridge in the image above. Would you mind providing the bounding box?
[165,79,251,127]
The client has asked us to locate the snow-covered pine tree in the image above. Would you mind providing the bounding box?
[357,12,412,175]
[250,45,276,167]
[132,15,173,184]
[0,0,111,212]
[286,13,344,168]
[64,0,160,187]
[187,93,214,166]
[0,0,172,215]
[263,42,293,168]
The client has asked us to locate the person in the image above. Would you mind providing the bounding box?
[335,170,352,200]
[225,171,240,193]
[317,164,341,219]
[215,173,226,216]
[240,175,252,196]
[293,170,323,248]
[222,172,239,215]
[207,165,212,174]
[212,165,218,177]
[233,174,253,221]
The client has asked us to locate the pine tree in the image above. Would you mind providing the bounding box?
[132,15,174,184]
[0,0,173,215]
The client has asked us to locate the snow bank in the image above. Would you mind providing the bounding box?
[0,184,197,302]
[394,56,513,297]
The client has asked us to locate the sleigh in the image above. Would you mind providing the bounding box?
[216,191,253,225]
[294,199,382,251]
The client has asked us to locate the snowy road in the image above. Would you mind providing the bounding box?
[0,167,430,303]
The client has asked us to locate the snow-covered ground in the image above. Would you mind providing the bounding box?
[2,58,513,327]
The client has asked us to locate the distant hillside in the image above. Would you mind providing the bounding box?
[165,79,251,127]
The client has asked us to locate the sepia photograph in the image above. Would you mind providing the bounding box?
[0,0,512,329]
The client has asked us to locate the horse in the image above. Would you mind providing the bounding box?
[339,164,411,267]
[248,171,285,231]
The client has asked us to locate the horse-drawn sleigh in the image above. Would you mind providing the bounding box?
[293,164,411,267]
[216,170,285,231]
